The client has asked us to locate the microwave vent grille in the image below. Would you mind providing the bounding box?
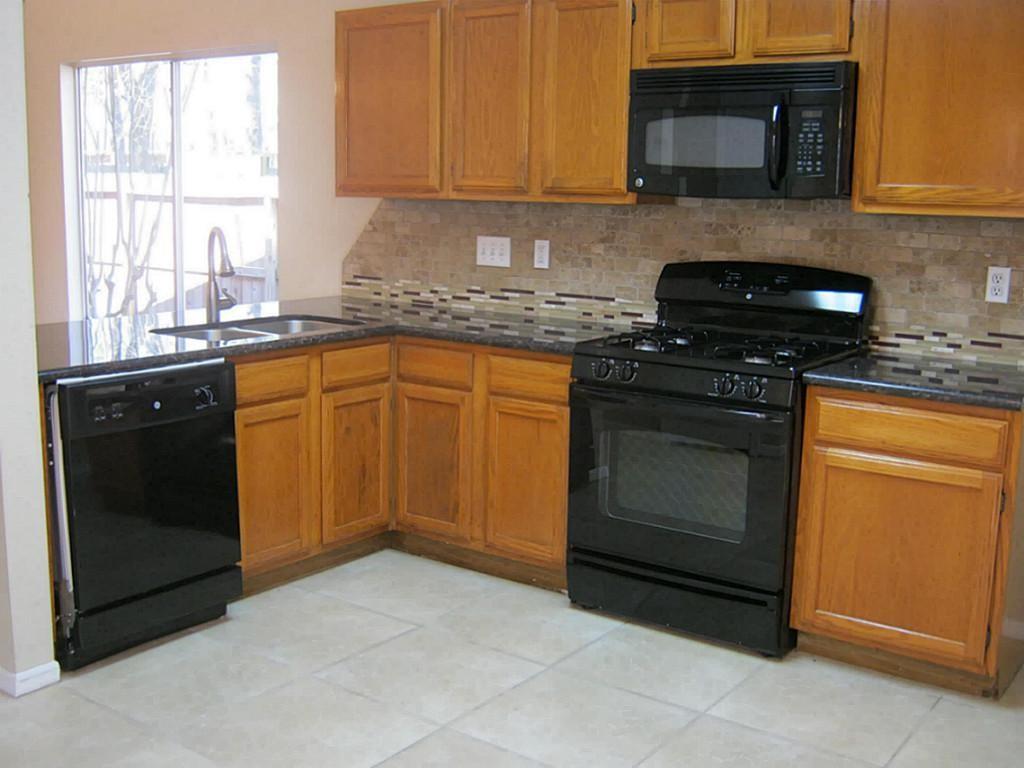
[632,63,846,94]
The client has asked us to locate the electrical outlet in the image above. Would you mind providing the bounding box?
[533,240,550,269]
[986,266,1012,304]
[476,236,511,268]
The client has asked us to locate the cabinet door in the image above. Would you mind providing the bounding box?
[322,382,391,545]
[335,2,445,195]
[646,0,736,61]
[749,0,851,56]
[533,0,631,196]
[236,398,316,572]
[854,0,1024,216]
[792,446,1003,672]
[450,0,531,194]
[485,397,569,565]
[395,382,473,539]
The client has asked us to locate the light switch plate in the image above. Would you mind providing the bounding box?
[986,266,1011,303]
[476,236,511,268]
[533,240,550,269]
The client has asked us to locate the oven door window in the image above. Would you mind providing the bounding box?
[606,429,748,543]
[644,114,766,170]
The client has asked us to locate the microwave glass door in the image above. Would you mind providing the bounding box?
[644,114,766,170]
[629,92,787,198]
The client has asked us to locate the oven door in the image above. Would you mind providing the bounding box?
[628,90,788,198]
[568,384,794,592]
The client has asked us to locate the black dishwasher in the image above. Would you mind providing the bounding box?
[47,359,241,669]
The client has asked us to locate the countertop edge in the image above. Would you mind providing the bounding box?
[37,322,578,383]
[802,369,1024,412]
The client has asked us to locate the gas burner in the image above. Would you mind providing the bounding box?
[711,337,826,367]
[606,326,714,354]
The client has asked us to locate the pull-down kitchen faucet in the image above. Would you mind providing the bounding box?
[206,227,237,324]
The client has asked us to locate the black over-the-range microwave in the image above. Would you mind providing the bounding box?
[628,61,857,199]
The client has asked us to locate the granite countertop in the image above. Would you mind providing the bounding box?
[804,353,1024,411]
[36,295,634,382]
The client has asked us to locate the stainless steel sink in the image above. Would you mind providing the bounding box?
[151,314,364,343]
[237,317,363,335]
[152,326,274,342]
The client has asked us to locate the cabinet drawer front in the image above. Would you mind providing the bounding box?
[397,343,474,389]
[812,395,1009,468]
[487,354,570,403]
[322,342,391,390]
[235,355,310,406]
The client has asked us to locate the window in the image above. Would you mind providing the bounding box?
[76,53,278,320]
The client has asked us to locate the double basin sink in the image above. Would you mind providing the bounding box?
[151,315,364,343]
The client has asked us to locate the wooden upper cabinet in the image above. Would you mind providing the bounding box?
[792,446,1003,672]
[321,382,392,545]
[748,0,851,57]
[854,0,1024,217]
[335,2,445,196]
[646,0,737,62]
[449,0,531,194]
[533,0,632,196]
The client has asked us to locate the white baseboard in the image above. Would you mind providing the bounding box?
[0,660,60,698]
[1005,619,1024,641]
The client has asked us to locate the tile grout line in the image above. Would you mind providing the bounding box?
[629,711,704,768]
[882,695,941,768]
[700,711,881,767]
[366,726,560,768]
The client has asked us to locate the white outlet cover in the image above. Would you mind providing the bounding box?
[476,236,511,268]
[986,266,1011,304]
[533,240,550,269]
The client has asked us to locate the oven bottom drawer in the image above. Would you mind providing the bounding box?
[567,551,794,657]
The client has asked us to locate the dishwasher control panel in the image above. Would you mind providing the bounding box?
[59,361,236,439]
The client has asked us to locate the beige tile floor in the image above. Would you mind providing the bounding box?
[2,549,1022,767]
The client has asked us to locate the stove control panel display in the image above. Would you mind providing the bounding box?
[711,374,768,402]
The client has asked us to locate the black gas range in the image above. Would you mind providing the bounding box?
[567,261,871,656]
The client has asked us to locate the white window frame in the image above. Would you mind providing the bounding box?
[72,51,278,324]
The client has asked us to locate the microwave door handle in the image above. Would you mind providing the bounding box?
[768,103,783,191]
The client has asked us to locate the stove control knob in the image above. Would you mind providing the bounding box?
[717,375,736,396]
[743,379,764,400]
[594,359,612,380]
[618,363,638,383]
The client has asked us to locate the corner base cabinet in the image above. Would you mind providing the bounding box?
[233,338,572,581]
[792,387,1024,689]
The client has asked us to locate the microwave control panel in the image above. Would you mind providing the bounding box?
[795,112,826,178]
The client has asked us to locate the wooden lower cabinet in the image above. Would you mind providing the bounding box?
[794,445,1002,671]
[322,382,391,544]
[484,396,569,565]
[792,387,1020,680]
[395,381,473,539]
[235,339,571,580]
[236,397,317,572]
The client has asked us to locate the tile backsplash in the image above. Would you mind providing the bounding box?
[343,197,1024,365]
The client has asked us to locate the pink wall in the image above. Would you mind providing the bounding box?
[23,0,409,323]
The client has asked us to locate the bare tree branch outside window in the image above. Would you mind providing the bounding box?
[78,54,278,322]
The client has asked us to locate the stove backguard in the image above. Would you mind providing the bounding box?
[654,261,872,342]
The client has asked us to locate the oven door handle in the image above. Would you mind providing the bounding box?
[571,384,786,424]
[768,101,785,191]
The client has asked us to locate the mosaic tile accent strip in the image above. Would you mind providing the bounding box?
[342,275,659,325]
